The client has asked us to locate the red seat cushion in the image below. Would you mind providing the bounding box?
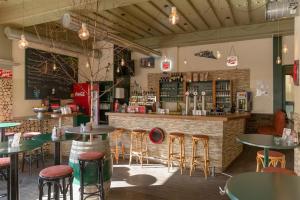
[257,111,286,136]
[257,150,284,158]
[39,165,73,178]
[262,167,297,176]
[0,157,10,168]
[257,126,276,135]
[78,151,105,161]
[23,132,41,139]
[5,132,16,137]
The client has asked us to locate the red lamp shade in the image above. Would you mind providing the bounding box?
[149,127,165,144]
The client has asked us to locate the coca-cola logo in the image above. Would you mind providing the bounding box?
[74,92,85,97]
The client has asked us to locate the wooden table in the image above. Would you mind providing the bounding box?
[226,172,300,200]
[236,134,299,167]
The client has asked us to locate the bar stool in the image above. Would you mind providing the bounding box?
[0,157,10,199]
[38,165,74,200]
[168,132,185,175]
[78,151,105,200]
[256,150,286,172]
[129,129,149,166]
[22,132,45,175]
[110,128,126,164]
[190,135,210,179]
[262,167,297,176]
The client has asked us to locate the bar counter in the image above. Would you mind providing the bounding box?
[107,112,250,172]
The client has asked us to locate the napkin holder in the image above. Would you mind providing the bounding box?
[11,133,21,147]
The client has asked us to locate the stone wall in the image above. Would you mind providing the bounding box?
[0,78,12,121]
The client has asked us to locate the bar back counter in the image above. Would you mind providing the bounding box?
[107,112,250,172]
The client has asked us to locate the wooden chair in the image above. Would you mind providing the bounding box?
[190,135,210,179]
[110,128,126,164]
[256,150,285,172]
[129,129,149,166]
[168,132,185,175]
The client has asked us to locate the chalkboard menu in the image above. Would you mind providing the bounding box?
[25,48,78,99]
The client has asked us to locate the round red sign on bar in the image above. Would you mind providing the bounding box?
[149,127,165,144]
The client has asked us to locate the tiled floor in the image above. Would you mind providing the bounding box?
[0,146,294,200]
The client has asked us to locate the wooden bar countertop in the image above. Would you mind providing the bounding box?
[106,112,251,122]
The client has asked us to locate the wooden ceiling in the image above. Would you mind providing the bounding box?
[0,0,295,48]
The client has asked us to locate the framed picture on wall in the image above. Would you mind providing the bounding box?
[293,60,299,86]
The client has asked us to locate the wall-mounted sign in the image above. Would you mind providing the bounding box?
[194,50,216,59]
[226,56,238,67]
[141,57,155,68]
[293,60,299,86]
[161,57,172,72]
[0,69,12,78]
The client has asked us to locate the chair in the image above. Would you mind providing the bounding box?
[256,150,285,172]
[38,165,74,200]
[190,135,210,179]
[78,151,105,200]
[0,157,10,199]
[129,129,149,166]
[262,167,297,176]
[257,111,286,136]
[110,128,126,164]
[168,132,185,175]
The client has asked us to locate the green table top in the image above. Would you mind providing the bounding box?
[33,132,80,143]
[226,172,300,200]
[236,134,299,150]
[0,139,43,155]
[65,125,114,136]
[0,122,21,128]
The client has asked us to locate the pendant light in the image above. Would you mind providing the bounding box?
[53,63,57,71]
[216,51,222,59]
[169,6,179,25]
[18,0,29,49]
[282,44,288,54]
[276,19,281,65]
[78,23,90,40]
[121,58,125,66]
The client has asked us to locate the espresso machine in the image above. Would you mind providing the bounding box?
[236,91,252,112]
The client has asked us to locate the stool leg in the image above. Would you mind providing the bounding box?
[190,139,195,176]
[140,134,143,167]
[29,153,32,175]
[256,155,261,172]
[54,180,59,200]
[79,160,84,200]
[62,178,67,200]
[38,178,44,200]
[47,182,51,200]
[41,146,45,167]
[180,138,183,175]
[98,159,105,200]
[129,133,133,166]
[69,176,74,200]
[168,137,171,172]
[21,152,25,172]
[122,144,125,160]
[115,137,119,164]
[7,168,10,200]
[203,141,208,179]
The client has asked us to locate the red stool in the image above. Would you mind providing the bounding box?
[262,167,297,176]
[79,151,105,200]
[0,157,10,199]
[38,165,74,200]
[22,132,45,175]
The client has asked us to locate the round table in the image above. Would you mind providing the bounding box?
[0,122,21,142]
[0,139,43,200]
[33,132,80,199]
[65,125,115,141]
[236,134,299,167]
[225,172,300,200]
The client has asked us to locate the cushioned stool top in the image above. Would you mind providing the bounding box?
[78,151,105,161]
[5,132,16,137]
[23,132,41,139]
[192,135,209,140]
[257,150,284,158]
[262,167,297,176]
[39,165,73,178]
[169,132,185,138]
[0,157,10,168]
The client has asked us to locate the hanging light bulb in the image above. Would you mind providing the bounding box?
[276,56,282,64]
[78,23,90,40]
[169,6,179,25]
[53,63,57,71]
[121,58,125,66]
[216,51,222,59]
[282,44,288,54]
[147,61,151,67]
[18,34,29,49]
[85,62,90,68]
[117,66,120,73]
[183,59,188,65]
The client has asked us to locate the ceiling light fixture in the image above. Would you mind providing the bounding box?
[169,6,179,25]
[282,44,288,54]
[78,23,90,40]
[18,0,28,49]
[276,11,281,65]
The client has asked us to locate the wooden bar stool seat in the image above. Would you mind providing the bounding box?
[110,128,127,164]
[168,132,185,175]
[38,165,74,200]
[0,157,10,199]
[190,134,210,179]
[262,167,297,176]
[129,129,149,166]
[256,150,286,172]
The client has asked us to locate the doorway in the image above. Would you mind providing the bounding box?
[283,65,294,122]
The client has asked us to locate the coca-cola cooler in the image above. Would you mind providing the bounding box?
[73,83,99,126]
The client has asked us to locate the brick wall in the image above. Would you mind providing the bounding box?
[0,78,12,121]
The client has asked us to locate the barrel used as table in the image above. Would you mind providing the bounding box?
[69,133,112,199]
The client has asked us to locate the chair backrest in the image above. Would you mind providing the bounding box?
[274,111,286,136]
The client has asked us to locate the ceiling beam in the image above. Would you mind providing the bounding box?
[133,19,294,49]
[0,0,150,26]
[225,0,238,25]
[187,0,210,29]
[207,0,223,27]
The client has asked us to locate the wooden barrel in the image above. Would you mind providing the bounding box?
[69,134,112,199]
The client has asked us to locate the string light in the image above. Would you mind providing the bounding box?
[18,34,29,49]
[216,51,222,59]
[78,23,90,40]
[169,6,179,25]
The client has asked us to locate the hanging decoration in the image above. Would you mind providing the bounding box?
[169,6,179,25]
[18,0,29,49]
[226,46,238,67]
[161,56,172,72]
[78,22,90,40]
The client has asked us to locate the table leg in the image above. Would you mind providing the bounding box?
[9,153,19,200]
[264,148,269,168]
[54,142,61,199]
